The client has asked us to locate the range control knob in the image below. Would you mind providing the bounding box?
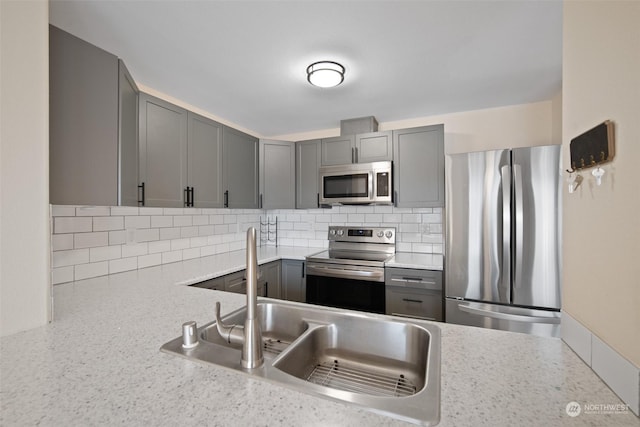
[377,231,384,238]
[329,229,336,236]
[385,230,393,238]
[337,229,344,236]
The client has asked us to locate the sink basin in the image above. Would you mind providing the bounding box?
[161,299,440,426]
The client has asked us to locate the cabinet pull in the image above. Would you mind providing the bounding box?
[224,190,229,208]
[138,182,145,206]
[316,193,319,208]
[260,193,263,209]
[302,262,305,278]
[351,147,355,163]
[184,187,189,207]
[190,187,195,207]
[402,298,423,304]
[355,147,359,163]
[265,281,268,297]
[393,190,398,207]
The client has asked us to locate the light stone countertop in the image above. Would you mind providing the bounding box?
[1,250,638,426]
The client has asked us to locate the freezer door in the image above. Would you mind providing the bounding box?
[445,149,511,304]
[445,298,561,338]
[511,145,561,309]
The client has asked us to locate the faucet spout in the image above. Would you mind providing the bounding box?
[241,227,263,369]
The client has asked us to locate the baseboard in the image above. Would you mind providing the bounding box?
[562,310,639,416]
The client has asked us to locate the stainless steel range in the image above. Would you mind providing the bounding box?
[306,226,396,314]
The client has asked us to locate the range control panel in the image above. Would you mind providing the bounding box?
[328,226,395,244]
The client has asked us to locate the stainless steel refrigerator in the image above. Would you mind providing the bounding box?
[445,145,561,338]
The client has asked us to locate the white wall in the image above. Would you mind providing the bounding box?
[0,0,51,336]
[563,1,640,367]
[270,99,558,154]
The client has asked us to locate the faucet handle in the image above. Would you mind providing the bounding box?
[214,301,244,345]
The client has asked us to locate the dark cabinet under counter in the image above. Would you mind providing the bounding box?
[385,267,443,321]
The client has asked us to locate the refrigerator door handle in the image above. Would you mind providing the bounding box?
[458,302,560,324]
[513,164,524,289]
[500,165,511,301]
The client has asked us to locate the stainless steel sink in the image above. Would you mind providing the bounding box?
[161,299,440,426]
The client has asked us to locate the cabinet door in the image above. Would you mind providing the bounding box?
[355,131,392,163]
[49,25,119,206]
[259,140,295,209]
[296,139,321,209]
[139,93,188,207]
[188,112,224,208]
[262,261,281,299]
[282,260,305,302]
[118,60,139,207]
[223,126,259,208]
[321,135,355,165]
[393,125,444,207]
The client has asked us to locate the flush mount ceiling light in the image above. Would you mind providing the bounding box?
[306,61,345,88]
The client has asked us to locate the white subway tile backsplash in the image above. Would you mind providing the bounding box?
[53,249,89,267]
[110,206,139,216]
[125,216,151,229]
[109,230,126,245]
[75,262,108,280]
[148,240,171,254]
[89,245,121,262]
[51,204,444,283]
[122,243,148,258]
[93,216,124,231]
[76,206,111,216]
[52,266,74,285]
[55,217,92,234]
[51,206,76,217]
[138,253,161,269]
[74,232,109,249]
[52,234,74,251]
[162,250,182,264]
[160,227,181,240]
[109,257,137,274]
[136,228,159,242]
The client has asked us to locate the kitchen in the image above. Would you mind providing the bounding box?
[1,1,639,426]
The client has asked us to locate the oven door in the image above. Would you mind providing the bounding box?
[306,262,385,314]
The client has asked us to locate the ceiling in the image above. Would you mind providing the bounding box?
[49,0,562,138]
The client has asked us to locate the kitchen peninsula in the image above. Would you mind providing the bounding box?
[0,248,636,426]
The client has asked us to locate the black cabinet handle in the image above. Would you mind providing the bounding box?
[316,193,319,208]
[265,281,268,297]
[260,194,263,209]
[224,190,229,208]
[351,147,355,163]
[402,298,423,304]
[184,187,189,207]
[138,182,145,206]
[302,262,305,278]
[393,190,398,207]
[355,147,358,163]
[190,187,195,207]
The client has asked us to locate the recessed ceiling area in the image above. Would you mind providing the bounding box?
[49,0,562,138]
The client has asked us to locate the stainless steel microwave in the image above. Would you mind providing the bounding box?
[319,161,392,205]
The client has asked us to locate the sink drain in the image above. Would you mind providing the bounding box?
[306,359,417,397]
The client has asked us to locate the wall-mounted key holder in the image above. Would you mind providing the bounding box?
[567,120,615,172]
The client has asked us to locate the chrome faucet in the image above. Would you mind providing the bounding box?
[214,227,264,369]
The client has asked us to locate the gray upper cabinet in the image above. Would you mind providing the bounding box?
[223,126,259,208]
[259,140,295,209]
[295,139,321,209]
[118,60,140,207]
[188,112,224,208]
[49,25,121,206]
[138,93,188,207]
[393,124,445,207]
[320,131,392,166]
[321,135,354,166]
[355,131,392,163]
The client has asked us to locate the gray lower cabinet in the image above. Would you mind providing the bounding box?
[223,127,259,208]
[392,124,444,207]
[385,268,443,321]
[259,140,295,209]
[295,139,321,209]
[261,261,281,299]
[281,260,306,302]
[50,25,137,206]
[138,93,188,207]
[188,112,224,208]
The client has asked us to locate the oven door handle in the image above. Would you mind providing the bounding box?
[306,264,384,282]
